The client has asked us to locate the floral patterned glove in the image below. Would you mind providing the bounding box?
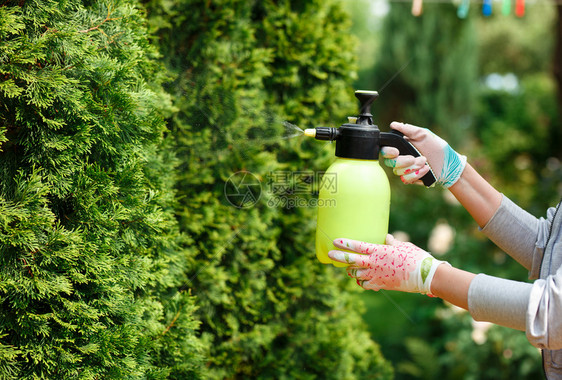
[381,122,467,188]
[328,234,449,295]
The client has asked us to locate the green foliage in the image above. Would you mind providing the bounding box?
[373,307,545,380]
[370,3,478,146]
[0,1,206,378]
[422,310,542,380]
[340,0,383,88]
[474,73,562,214]
[145,0,393,378]
[396,337,439,380]
[475,4,556,77]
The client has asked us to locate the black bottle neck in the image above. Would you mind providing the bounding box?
[335,123,381,160]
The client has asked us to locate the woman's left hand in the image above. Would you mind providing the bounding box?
[328,234,448,295]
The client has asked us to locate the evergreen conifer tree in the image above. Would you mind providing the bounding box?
[146,0,393,378]
[0,1,206,378]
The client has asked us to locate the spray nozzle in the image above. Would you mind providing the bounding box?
[304,129,316,138]
[305,127,338,141]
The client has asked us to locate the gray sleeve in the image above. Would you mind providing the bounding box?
[468,270,562,350]
[481,195,551,278]
[526,265,562,350]
[468,273,532,331]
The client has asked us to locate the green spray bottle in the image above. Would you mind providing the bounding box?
[304,90,436,267]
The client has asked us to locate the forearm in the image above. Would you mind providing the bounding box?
[448,163,502,228]
[451,163,543,271]
[431,264,531,332]
[430,263,475,310]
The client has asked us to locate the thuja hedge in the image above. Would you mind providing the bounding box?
[0,0,393,378]
[0,1,205,378]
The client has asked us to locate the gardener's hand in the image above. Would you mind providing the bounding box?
[381,122,467,188]
[328,234,448,295]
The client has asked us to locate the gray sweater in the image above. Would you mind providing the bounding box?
[468,195,562,379]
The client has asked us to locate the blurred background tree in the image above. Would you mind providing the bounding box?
[342,0,562,378]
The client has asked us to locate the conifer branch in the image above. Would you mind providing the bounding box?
[162,307,182,335]
[20,257,33,278]
[78,7,121,34]
[41,26,58,37]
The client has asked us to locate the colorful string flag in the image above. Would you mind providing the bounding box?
[457,0,470,18]
[412,0,423,16]
[502,0,512,15]
[483,0,492,16]
[515,0,525,17]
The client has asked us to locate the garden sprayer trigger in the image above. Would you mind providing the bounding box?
[305,90,437,266]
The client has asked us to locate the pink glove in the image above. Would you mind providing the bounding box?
[328,234,449,295]
[381,122,467,188]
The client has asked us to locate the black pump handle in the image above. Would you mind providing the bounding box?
[380,130,437,187]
